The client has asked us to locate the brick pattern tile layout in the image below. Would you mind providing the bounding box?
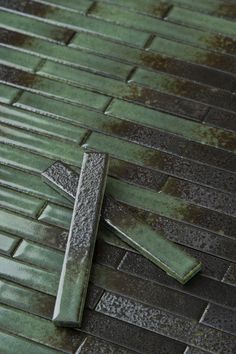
[0,0,235,353]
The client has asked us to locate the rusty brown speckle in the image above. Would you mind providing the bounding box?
[205,34,236,56]
[217,2,236,20]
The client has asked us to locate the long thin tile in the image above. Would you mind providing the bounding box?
[42,161,201,284]
[0,230,19,255]
[53,152,109,327]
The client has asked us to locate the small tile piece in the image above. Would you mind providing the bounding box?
[53,152,109,327]
[42,161,201,284]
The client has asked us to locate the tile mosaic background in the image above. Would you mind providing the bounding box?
[0,0,235,353]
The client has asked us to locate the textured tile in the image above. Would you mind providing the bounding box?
[13,240,64,273]
[83,132,236,193]
[0,8,75,43]
[96,292,236,352]
[53,152,108,327]
[119,252,236,309]
[42,161,201,284]
[91,264,206,320]
[200,303,236,336]
[0,230,19,255]
[205,108,236,133]
[94,240,125,269]
[222,264,236,287]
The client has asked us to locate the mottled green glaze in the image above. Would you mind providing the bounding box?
[0,231,19,255]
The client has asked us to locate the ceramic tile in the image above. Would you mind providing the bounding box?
[0,254,59,295]
[36,0,90,13]
[0,9,75,43]
[42,161,201,284]
[0,330,63,354]
[107,99,236,153]
[0,185,44,218]
[1,1,149,47]
[38,203,72,229]
[83,132,236,193]
[0,83,20,104]
[205,108,236,133]
[222,264,236,287]
[0,44,41,72]
[91,264,206,320]
[149,36,236,75]
[169,7,236,38]
[96,292,236,353]
[0,231,19,255]
[0,123,87,165]
[14,240,64,273]
[53,152,108,327]
[0,304,84,352]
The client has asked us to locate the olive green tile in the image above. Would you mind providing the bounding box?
[0,185,44,218]
[169,7,236,38]
[14,240,64,273]
[0,124,86,165]
[0,83,19,104]
[0,104,86,143]
[149,37,236,74]
[1,34,132,80]
[0,9,73,43]
[107,99,236,153]
[173,0,227,14]
[0,45,41,72]
[38,203,72,229]
[88,2,163,30]
[0,164,72,207]
[5,3,148,47]
[0,278,54,318]
[0,209,67,250]
[0,231,19,256]
[0,330,63,354]
[0,143,54,174]
[0,255,59,295]
[0,304,84,352]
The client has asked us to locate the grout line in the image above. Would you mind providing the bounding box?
[11,237,24,257]
[93,288,105,310]
[33,58,47,73]
[35,200,48,220]
[162,4,174,19]
[201,107,211,123]
[102,97,113,113]
[126,66,137,82]
[143,34,156,50]
[86,1,97,15]
[80,130,93,146]
[10,89,24,105]
[64,30,77,46]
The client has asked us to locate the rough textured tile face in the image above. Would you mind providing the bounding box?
[53,152,109,327]
[43,161,201,284]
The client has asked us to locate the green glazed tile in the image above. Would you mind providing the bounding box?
[0,45,41,72]
[38,203,72,229]
[107,99,236,153]
[42,161,201,283]
[0,104,86,143]
[0,83,19,104]
[0,209,67,250]
[14,240,64,273]
[98,225,134,252]
[0,185,44,218]
[0,164,72,207]
[0,304,84,352]
[0,254,59,295]
[0,231,19,255]
[0,9,74,43]
[169,7,236,38]
[37,0,90,13]
[0,330,63,354]
[0,142,54,174]
[53,153,109,327]
[0,124,87,165]
[0,278,54,318]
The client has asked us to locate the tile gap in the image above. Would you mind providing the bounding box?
[11,237,24,257]
[162,4,174,19]
[143,34,156,50]
[10,89,24,105]
[102,97,113,113]
[80,130,93,146]
[35,201,48,219]
[201,107,211,123]
[86,1,97,15]
[117,251,128,270]
[34,58,47,73]
[64,30,77,45]
[126,66,137,83]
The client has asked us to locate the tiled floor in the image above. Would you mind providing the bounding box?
[0,0,235,353]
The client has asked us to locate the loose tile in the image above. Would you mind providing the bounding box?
[43,161,201,284]
[200,303,236,336]
[13,240,64,273]
[53,152,109,327]
[91,264,206,321]
[0,231,19,255]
